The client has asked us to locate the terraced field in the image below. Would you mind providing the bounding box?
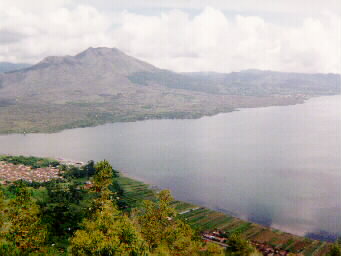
[117,175,332,256]
[116,176,156,208]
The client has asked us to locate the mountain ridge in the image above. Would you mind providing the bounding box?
[7,47,156,75]
[0,47,340,134]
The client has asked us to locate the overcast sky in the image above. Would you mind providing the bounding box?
[0,0,340,73]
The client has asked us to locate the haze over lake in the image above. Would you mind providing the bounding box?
[1,95,340,238]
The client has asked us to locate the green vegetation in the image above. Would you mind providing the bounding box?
[0,183,48,255]
[1,156,339,255]
[0,158,229,255]
[328,242,341,256]
[225,233,257,256]
[0,155,59,169]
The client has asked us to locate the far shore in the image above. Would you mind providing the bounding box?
[1,93,335,136]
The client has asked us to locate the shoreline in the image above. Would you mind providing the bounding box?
[1,94,335,136]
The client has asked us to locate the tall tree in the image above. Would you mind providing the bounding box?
[1,184,47,255]
[69,160,148,256]
[41,180,86,244]
[136,190,202,255]
[225,233,256,256]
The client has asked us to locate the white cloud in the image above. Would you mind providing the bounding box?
[112,7,341,73]
[0,2,340,74]
[0,4,114,63]
[70,0,341,17]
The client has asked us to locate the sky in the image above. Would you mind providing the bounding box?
[0,0,340,73]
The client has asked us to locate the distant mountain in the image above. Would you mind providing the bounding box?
[0,47,156,98]
[0,47,340,134]
[22,47,156,74]
[130,69,340,96]
[0,62,31,73]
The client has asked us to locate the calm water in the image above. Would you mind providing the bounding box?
[1,95,340,238]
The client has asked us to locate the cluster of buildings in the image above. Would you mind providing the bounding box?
[202,229,292,256]
[56,158,84,167]
[203,230,227,244]
[253,241,290,256]
[0,161,61,183]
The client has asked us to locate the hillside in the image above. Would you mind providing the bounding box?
[0,47,340,134]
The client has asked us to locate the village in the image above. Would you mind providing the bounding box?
[0,160,62,184]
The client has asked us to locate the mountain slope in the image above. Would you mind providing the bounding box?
[0,47,340,134]
[0,47,157,104]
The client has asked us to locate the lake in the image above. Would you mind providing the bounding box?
[1,95,340,238]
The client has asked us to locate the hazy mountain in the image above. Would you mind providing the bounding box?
[0,62,31,73]
[0,47,157,103]
[0,47,339,134]
[130,69,340,96]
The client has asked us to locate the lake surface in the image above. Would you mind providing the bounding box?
[1,95,340,238]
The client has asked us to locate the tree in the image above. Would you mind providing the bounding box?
[203,242,225,256]
[1,183,47,255]
[137,190,176,249]
[83,160,96,177]
[136,190,201,255]
[69,200,148,256]
[0,187,5,228]
[225,233,256,256]
[69,160,148,256]
[93,160,115,193]
[41,180,87,244]
[328,242,341,256]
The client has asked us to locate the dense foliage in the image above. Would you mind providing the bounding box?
[329,242,341,256]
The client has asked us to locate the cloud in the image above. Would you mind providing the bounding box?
[71,0,341,17]
[0,2,340,74]
[112,7,341,73]
[0,4,114,63]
